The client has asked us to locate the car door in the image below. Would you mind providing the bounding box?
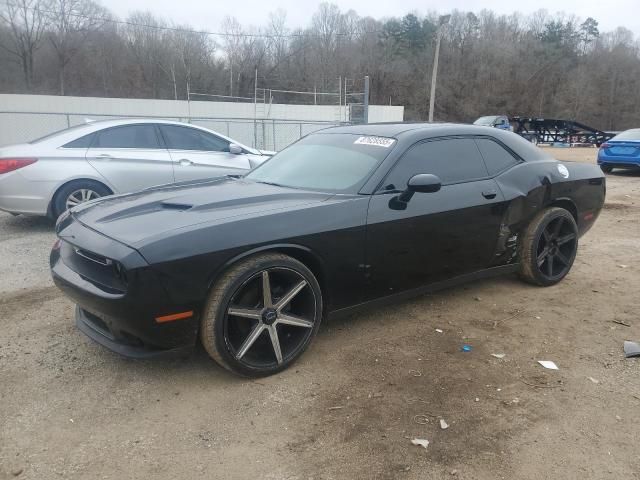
[364,137,508,301]
[85,124,174,193]
[158,124,252,182]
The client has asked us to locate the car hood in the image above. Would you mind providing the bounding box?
[69,177,333,247]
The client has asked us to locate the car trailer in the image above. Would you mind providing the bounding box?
[509,117,615,147]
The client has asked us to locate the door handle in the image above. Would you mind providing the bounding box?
[482,190,497,199]
[179,159,194,166]
[96,153,112,158]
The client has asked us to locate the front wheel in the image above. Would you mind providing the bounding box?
[201,253,323,377]
[518,207,578,286]
[600,164,613,173]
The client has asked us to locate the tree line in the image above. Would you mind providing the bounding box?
[1,1,639,130]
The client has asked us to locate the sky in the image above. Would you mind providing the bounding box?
[102,0,640,37]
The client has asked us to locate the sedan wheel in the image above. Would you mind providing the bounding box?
[65,188,101,210]
[518,207,578,286]
[202,253,322,376]
[52,180,112,219]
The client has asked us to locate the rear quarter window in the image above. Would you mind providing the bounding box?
[474,138,520,175]
[63,133,95,149]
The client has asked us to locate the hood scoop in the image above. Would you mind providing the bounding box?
[160,201,193,211]
[92,200,192,224]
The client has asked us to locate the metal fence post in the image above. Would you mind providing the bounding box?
[254,120,257,149]
[272,119,276,151]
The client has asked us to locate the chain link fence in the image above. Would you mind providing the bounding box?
[0,111,342,151]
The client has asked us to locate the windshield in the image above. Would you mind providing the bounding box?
[473,116,499,125]
[612,129,640,141]
[246,133,396,193]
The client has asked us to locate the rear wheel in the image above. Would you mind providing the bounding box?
[201,253,323,377]
[600,164,613,173]
[52,180,111,219]
[518,207,578,286]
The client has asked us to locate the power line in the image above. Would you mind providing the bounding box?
[0,1,383,39]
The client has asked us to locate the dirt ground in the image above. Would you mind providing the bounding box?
[1,147,639,480]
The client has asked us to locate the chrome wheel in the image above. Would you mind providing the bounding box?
[536,215,577,281]
[224,267,317,368]
[65,188,101,210]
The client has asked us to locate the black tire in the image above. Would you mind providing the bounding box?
[518,207,579,287]
[52,180,112,219]
[201,253,323,377]
[600,165,613,173]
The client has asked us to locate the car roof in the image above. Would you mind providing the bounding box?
[317,122,553,162]
[81,118,201,128]
[321,122,459,137]
[320,122,506,138]
[29,118,258,153]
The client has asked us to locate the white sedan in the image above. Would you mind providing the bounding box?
[0,119,274,218]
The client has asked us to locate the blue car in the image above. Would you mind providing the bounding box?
[597,128,640,173]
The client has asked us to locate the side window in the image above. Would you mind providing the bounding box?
[159,125,230,152]
[474,138,519,175]
[383,138,489,189]
[93,125,160,149]
[63,132,95,148]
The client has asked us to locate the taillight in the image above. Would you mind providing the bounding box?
[0,158,38,174]
[600,143,610,149]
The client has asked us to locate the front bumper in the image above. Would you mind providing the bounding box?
[76,306,193,358]
[50,223,200,358]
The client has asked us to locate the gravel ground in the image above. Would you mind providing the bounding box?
[1,148,639,479]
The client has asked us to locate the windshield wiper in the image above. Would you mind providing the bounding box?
[255,180,285,187]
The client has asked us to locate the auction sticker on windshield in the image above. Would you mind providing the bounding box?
[354,136,396,148]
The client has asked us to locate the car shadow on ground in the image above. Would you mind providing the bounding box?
[322,273,524,333]
[67,273,526,385]
[0,213,54,235]
[608,169,640,177]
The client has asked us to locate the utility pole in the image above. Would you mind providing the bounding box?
[363,75,370,124]
[428,15,450,123]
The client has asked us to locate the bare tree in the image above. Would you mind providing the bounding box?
[124,12,170,98]
[0,0,50,90]
[0,2,639,130]
[46,0,107,95]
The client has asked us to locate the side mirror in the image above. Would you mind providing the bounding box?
[229,143,243,155]
[406,173,442,193]
[392,174,442,209]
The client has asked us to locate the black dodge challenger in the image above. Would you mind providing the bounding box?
[50,123,605,376]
